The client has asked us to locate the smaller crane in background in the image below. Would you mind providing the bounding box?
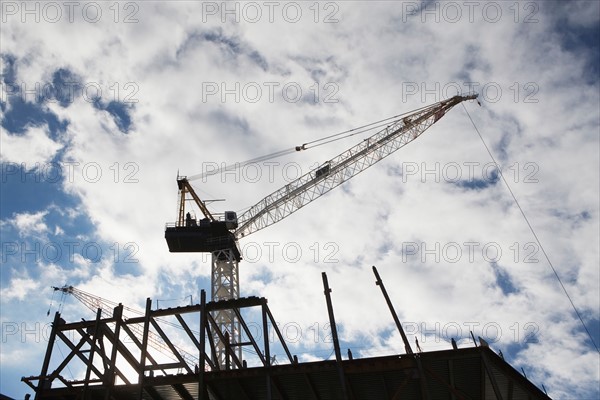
[51,285,200,371]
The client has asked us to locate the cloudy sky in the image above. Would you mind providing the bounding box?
[1,1,599,398]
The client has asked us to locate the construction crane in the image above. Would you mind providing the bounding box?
[165,94,479,366]
[51,285,200,370]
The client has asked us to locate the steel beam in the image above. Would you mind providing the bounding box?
[372,266,413,354]
[233,307,266,365]
[104,304,123,400]
[35,312,60,399]
[83,308,103,398]
[199,290,207,400]
[371,266,431,400]
[321,272,350,400]
[54,329,105,381]
[265,306,295,364]
[137,298,152,400]
[207,312,243,369]
[262,303,272,400]
[150,319,193,374]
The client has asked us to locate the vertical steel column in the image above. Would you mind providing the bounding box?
[105,304,123,400]
[224,332,231,371]
[83,308,103,399]
[35,311,60,399]
[137,298,152,400]
[199,290,206,400]
[321,272,349,400]
[262,304,272,400]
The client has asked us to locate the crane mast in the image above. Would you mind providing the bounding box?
[165,94,478,368]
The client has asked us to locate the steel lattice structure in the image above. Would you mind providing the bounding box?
[236,94,478,238]
[24,293,293,399]
[24,270,551,400]
[210,248,242,367]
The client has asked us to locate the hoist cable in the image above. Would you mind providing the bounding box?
[302,102,434,147]
[461,102,599,354]
[303,118,405,150]
[187,147,297,181]
[187,105,430,182]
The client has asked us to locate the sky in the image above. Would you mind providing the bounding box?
[1,1,599,398]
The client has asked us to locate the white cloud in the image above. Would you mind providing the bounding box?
[0,126,62,167]
[0,1,598,398]
[0,277,39,301]
[9,210,49,237]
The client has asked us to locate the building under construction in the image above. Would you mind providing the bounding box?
[21,96,552,398]
[22,268,551,400]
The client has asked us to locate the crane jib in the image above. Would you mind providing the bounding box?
[235,120,412,237]
[235,94,477,238]
[246,120,407,216]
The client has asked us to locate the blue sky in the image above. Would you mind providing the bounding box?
[1,1,599,398]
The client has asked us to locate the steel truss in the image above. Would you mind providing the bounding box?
[24,269,551,400]
[22,294,293,400]
[235,94,479,238]
[210,248,241,367]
